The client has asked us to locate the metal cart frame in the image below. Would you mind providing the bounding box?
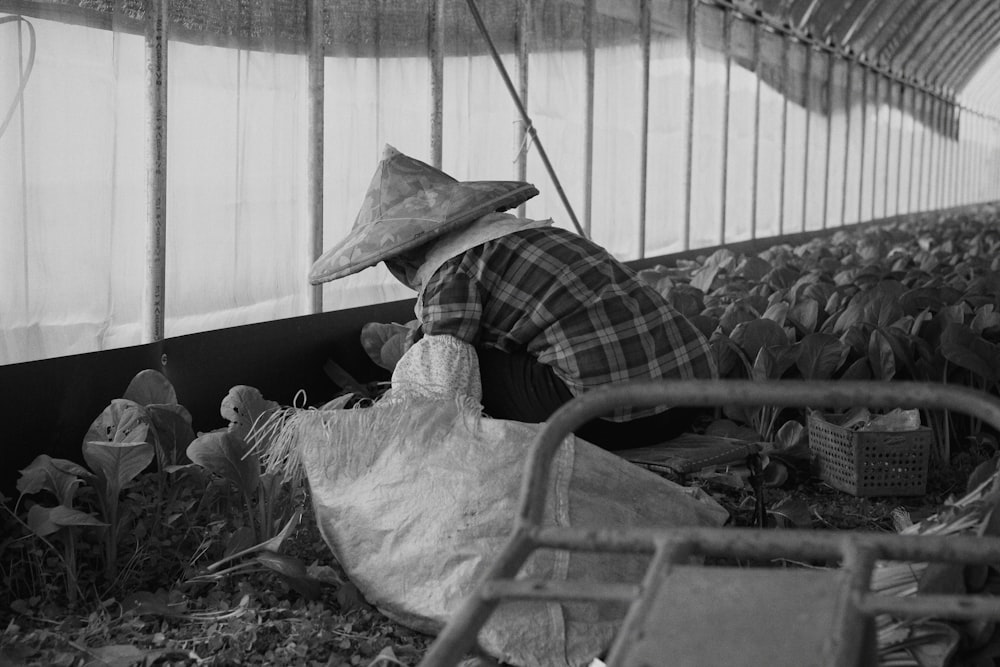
[418,379,1000,666]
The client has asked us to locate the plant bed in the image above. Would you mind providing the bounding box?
[5,204,1000,666]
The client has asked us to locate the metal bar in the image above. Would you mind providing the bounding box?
[418,529,538,666]
[935,95,945,209]
[801,42,811,232]
[463,0,585,237]
[894,84,912,215]
[720,7,731,243]
[883,77,893,217]
[519,379,1000,527]
[143,0,167,344]
[515,0,529,217]
[841,58,852,225]
[638,0,651,258]
[954,104,962,206]
[906,85,917,213]
[684,0,697,250]
[583,0,594,236]
[830,545,877,667]
[857,65,867,223]
[778,35,789,235]
[479,579,641,603]
[909,0,978,83]
[605,539,693,664]
[822,50,833,228]
[871,71,880,220]
[949,21,1000,92]
[865,0,916,64]
[918,90,929,211]
[429,0,444,169]
[890,0,957,71]
[750,20,761,239]
[859,594,1000,620]
[307,0,324,314]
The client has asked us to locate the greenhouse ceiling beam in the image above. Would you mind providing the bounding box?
[947,17,1000,92]
[862,0,916,65]
[890,0,964,76]
[914,0,997,85]
[811,0,863,43]
[829,0,877,45]
[877,0,938,67]
[847,0,907,59]
[933,4,1000,90]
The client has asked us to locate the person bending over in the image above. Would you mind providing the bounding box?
[310,145,717,450]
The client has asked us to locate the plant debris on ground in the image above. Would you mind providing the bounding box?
[4,206,1000,666]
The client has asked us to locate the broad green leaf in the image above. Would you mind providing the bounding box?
[788,298,820,334]
[664,283,705,319]
[186,430,260,496]
[17,455,90,506]
[839,358,872,380]
[940,323,1000,383]
[731,318,789,362]
[751,347,776,382]
[221,386,280,444]
[82,440,156,499]
[690,249,735,292]
[774,420,805,452]
[146,404,196,466]
[830,281,905,334]
[840,323,872,357]
[734,256,772,282]
[719,301,759,335]
[255,551,322,600]
[84,399,151,447]
[761,301,789,326]
[867,329,896,381]
[971,303,1000,334]
[27,504,106,537]
[795,333,849,380]
[765,265,800,290]
[123,369,177,406]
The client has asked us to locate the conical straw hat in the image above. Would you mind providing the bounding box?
[309,145,538,285]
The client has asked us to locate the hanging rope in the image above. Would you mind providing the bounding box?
[463,0,587,239]
[0,16,35,143]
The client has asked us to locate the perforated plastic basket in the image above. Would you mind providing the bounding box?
[807,412,933,497]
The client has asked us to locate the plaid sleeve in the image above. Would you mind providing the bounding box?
[418,260,483,344]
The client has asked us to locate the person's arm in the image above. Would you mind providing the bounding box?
[418,260,483,344]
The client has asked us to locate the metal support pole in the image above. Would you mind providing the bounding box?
[307,0,324,314]
[720,8,731,243]
[638,0,651,257]
[952,104,961,207]
[779,35,789,234]
[684,0,697,250]
[841,59,852,226]
[143,0,168,344]
[895,82,904,216]
[515,0,530,217]
[857,66,867,222]
[906,85,917,214]
[933,94,943,210]
[751,21,761,238]
[917,90,928,211]
[583,0,595,236]
[871,71,880,220]
[430,0,445,169]
[801,43,811,232]
[822,50,833,228]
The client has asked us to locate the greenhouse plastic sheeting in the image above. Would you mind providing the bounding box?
[2,0,999,365]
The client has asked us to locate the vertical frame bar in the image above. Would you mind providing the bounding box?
[751,20,761,239]
[939,95,950,209]
[307,0,325,314]
[932,93,943,210]
[801,43,811,232]
[720,7,731,243]
[684,0,697,250]
[822,48,833,229]
[895,81,904,215]
[430,0,445,169]
[638,0,651,258]
[917,90,928,212]
[857,65,867,223]
[583,0,595,236]
[516,0,530,217]
[953,104,961,207]
[144,0,168,343]
[778,34,789,234]
[906,85,917,214]
[871,70,880,220]
[841,57,852,226]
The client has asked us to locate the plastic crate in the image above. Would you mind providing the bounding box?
[807,412,933,497]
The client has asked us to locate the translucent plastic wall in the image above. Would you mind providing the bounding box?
[2,1,1000,365]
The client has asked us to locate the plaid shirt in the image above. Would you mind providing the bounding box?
[417,226,717,421]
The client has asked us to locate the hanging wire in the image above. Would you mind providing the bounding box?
[0,16,35,142]
[462,0,586,238]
